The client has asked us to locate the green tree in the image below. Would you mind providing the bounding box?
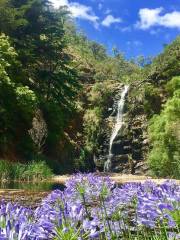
[0,34,37,156]
[0,0,79,152]
[148,76,180,178]
[148,36,180,84]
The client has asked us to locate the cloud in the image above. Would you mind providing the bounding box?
[160,11,180,28]
[51,0,68,8]
[69,3,99,26]
[127,40,142,47]
[136,8,163,29]
[51,1,122,29]
[102,15,122,27]
[104,9,111,15]
[119,26,132,32]
[136,8,180,29]
[98,3,103,10]
[149,28,162,35]
[51,0,99,27]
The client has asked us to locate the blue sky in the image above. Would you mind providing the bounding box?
[51,0,180,58]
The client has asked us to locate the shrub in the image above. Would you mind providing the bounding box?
[83,81,114,155]
[0,159,53,181]
[23,161,53,181]
[166,76,180,96]
[148,77,180,178]
[83,107,103,152]
[0,160,13,180]
[143,84,162,117]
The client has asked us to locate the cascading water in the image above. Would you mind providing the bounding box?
[104,85,129,172]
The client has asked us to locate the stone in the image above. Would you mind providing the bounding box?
[132,149,143,160]
[143,139,149,145]
[112,154,129,163]
[94,84,150,175]
[111,144,124,155]
[123,146,132,154]
[134,162,144,169]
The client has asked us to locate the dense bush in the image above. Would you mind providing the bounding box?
[83,81,116,155]
[83,107,103,153]
[0,0,79,165]
[143,84,162,117]
[0,34,37,155]
[148,77,180,178]
[148,36,180,84]
[166,76,180,96]
[0,160,53,181]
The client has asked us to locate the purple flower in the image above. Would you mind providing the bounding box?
[0,174,179,239]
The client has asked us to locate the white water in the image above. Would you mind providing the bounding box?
[104,85,129,172]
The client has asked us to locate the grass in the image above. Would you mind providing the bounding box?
[0,159,53,182]
[123,224,179,240]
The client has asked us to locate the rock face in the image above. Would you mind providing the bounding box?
[95,85,149,175]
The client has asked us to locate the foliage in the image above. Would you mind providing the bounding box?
[74,148,92,172]
[0,34,37,155]
[83,107,103,152]
[0,160,13,180]
[147,36,180,84]
[0,0,79,166]
[21,161,53,181]
[0,159,53,181]
[143,84,162,117]
[166,76,180,96]
[83,81,115,154]
[0,174,179,239]
[87,82,112,107]
[148,77,180,178]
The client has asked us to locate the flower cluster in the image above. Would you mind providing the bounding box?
[0,173,179,239]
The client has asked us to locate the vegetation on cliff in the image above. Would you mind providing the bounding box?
[148,77,180,178]
[144,38,180,178]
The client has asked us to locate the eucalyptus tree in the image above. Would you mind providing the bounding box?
[0,0,79,157]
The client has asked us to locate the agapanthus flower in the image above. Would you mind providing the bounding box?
[0,174,179,239]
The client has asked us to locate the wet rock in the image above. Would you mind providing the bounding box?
[143,139,149,145]
[134,162,144,169]
[112,154,129,163]
[123,146,132,154]
[95,84,149,175]
[113,166,124,172]
[132,149,143,160]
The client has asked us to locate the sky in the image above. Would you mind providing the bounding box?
[50,0,180,59]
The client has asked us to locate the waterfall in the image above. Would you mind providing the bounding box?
[104,85,129,172]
